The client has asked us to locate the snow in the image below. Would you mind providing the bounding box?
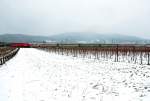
[0,48,150,101]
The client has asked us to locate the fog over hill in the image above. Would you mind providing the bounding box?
[50,32,147,44]
[0,33,149,44]
[0,34,49,43]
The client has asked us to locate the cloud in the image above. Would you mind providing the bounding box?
[0,0,150,38]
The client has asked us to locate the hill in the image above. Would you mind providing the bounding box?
[0,34,49,43]
[50,32,149,44]
[0,33,149,44]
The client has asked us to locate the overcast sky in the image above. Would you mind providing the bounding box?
[0,0,150,38]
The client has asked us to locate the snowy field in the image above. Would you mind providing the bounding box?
[0,48,150,101]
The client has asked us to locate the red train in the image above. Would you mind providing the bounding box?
[11,43,32,48]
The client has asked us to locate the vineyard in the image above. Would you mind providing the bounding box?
[0,47,19,65]
[0,48,149,101]
[0,47,150,101]
[35,44,150,65]
[0,43,150,65]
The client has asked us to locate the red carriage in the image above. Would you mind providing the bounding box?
[11,43,31,48]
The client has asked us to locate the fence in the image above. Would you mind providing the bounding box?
[0,48,20,65]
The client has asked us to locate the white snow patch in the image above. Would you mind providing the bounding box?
[0,48,150,101]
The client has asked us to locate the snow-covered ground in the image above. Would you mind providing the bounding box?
[0,48,150,101]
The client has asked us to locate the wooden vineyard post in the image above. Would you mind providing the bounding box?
[115,44,119,62]
[132,46,135,62]
[147,47,150,65]
[140,50,143,65]
[61,48,64,55]
[0,57,2,65]
[148,52,150,65]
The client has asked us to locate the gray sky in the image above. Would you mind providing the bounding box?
[0,0,150,38]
